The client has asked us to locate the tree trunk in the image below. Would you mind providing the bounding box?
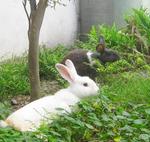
[28,26,40,101]
[28,0,48,101]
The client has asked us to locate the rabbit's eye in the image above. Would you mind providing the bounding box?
[83,83,88,87]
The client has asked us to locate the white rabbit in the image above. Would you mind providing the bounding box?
[0,59,99,131]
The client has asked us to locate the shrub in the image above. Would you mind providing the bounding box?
[0,45,69,99]
[36,72,150,141]
[0,58,29,99]
[124,8,150,55]
[1,95,150,142]
[0,102,12,119]
[39,45,69,84]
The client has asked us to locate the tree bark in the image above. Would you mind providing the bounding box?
[28,27,40,101]
[28,0,48,101]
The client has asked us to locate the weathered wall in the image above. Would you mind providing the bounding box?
[142,0,150,11]
[80,0,113,34]
[113,0,142,27]
[1,0,150,60]
[79,0,150,34]
[0,0,78,60]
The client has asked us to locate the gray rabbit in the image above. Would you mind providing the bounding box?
[62,36,120,79]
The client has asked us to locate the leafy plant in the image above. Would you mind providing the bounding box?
[0,57,29,99]
[99,24,136,51]
[0,8,150,142]
[0,45,70,99]
[124,8,150,55]
[0,102,12,119]
[36,83,150,142]
[102,72,150,105]
[0,71,150,142]
[39,45,68,84]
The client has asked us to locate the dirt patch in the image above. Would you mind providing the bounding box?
[11,95,30,111]
[40,80,62,96]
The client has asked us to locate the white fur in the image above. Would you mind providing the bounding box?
[0,59,99,131]
[87,51,95,65]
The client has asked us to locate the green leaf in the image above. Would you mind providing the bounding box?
[101,114,110,122]
[114,136,121,142]
[145,109,150,115]
[133,119,144,125]
[139,134,150,141]
[122,111,130,117]
[141,128,150,134]
[120,125,134,133]
[85,123,94,130]
[116,115,126,120]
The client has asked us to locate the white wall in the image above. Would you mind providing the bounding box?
[0,0,78,60]
[113,0,150,27]
[113,0,142,27]
[79,0,150,35]
[142,0,150,11]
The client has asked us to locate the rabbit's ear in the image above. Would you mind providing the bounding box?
[55,63,75,83]
[99,35,105,45]
[96,36,105,53]
[65,59,78,77]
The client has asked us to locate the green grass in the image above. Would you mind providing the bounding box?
[102,72,150,104]
[0,102,12,120]
[0,58,29,99]
[0,45,69,99]
[1,8,150,99]
[39,45,68,84]
[0,71,150,142]
[0,8,150,142]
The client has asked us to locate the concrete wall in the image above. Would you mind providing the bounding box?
[1,0,150,60]
[79,0,150,34]
[0,0,78,60]
[113,0,142,27]
[80,0,113,34]
[142,0,150,11]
